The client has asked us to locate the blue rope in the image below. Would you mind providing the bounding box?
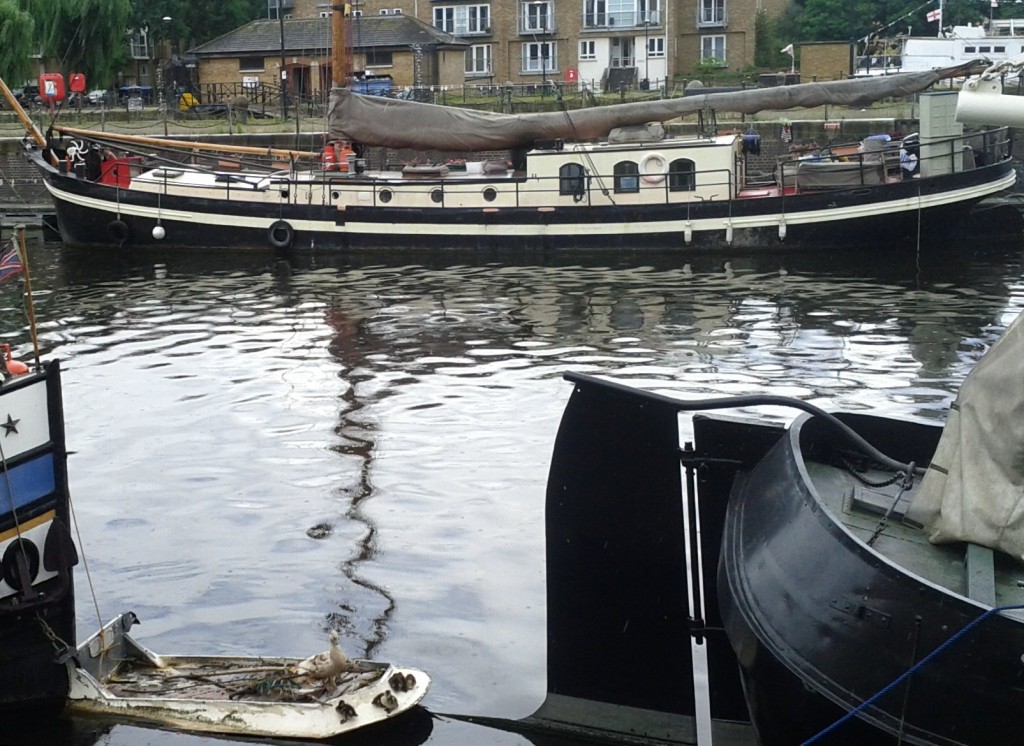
[800,603,1024,745]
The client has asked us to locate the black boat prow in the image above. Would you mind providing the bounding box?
[527,373,758,745]
[0,359,78,711]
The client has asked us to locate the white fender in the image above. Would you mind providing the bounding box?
[683,220,693,244]
[724,219,734,245]
[778,216,787,241]
[956,77,1024,127]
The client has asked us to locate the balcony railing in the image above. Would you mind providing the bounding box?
[581,10,661,29]
[518,15,557,34]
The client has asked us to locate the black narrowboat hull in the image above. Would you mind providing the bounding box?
[38,152,1016,252]
[718,413,1024,745]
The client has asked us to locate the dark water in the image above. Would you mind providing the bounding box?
[2,234,1023,746]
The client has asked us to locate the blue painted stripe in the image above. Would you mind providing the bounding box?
[0,454,56,516]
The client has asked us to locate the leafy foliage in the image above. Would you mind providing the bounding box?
[131,0,264,53]
[30,0,132,85]
[794,0,1022,42]
[0,0,35,86]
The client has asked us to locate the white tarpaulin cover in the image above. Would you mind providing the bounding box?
[910,311,1024,559]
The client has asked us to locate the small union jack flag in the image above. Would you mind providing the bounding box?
[0,240,23,284]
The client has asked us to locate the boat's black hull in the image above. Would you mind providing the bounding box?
[38,153,1017,251]
[718,413,1024,745]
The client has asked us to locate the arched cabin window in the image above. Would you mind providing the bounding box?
[614,161,640,193]
[559,163,586,198]
[669,158,696,192]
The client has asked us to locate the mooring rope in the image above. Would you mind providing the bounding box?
[800,603,1024,744]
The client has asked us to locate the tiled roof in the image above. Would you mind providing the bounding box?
[189,15,467,57]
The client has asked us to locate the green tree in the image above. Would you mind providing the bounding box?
[754,8,790,69]
[30,0,132,85]
[0,0,35,86]
[131,0,263,52]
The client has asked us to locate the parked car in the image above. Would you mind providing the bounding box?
[86,89,113,106]
[12,84,41,106]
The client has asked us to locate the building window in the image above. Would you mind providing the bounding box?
[579,40,597,60]
[601,0,658,28]
[701,35,726,63]
[584,0,606,26]
[239,57,265,72]
[366,50,393,67]
[559,163,586,197]
[614,161,639,193]
[522,1,553,32]
[522,41,557,73]
[466,44,492,75]
[648,37,665,57]
[699,0,725,25]
[669,158,696,191]
[434,4,491,34]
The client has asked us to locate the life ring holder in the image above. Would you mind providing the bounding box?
[640,153,668,184]
[268,219,294,249]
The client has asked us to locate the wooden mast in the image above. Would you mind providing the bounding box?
[331,3,352,89]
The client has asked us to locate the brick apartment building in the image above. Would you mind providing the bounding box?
[188,0,790,94]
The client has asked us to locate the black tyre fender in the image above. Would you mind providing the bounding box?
[107,219,130,245]
[268,220,294,249]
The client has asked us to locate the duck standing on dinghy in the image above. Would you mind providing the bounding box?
[290,630,352,683]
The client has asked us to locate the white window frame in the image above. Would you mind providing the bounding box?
[579,40,597,60]
[466,44,492,75]
[699,0,725,24]
[522,41,557,73]
[434,4,490,34]
[584,0,606,26]
[523,1,553,32]
[647,36,665,57]
[701,35,726,63]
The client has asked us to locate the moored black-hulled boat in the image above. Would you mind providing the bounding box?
[532,310,1024,744]
[0,353,79,711]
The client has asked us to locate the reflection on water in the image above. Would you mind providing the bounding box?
[0,237,1022,744]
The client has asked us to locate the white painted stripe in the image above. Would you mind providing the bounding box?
[0,514,59,599]
[0,378,50,461]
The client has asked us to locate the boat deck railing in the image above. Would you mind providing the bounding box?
[106,126,1011,209]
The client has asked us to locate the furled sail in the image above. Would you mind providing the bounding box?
[328,62,979,151]
[909,310,1024,560]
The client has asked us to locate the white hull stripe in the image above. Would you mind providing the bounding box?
[0,511,59,599]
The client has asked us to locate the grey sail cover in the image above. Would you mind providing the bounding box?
[910,311,1024,560]
[327,63,976,151]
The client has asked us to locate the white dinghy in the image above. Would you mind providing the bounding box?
[65,613,430,739]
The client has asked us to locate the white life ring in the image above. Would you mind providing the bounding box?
[640,153,668,184]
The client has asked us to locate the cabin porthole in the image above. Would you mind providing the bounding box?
[482,187,497,202]
[379,189,393,204]
[640,153,668,184]
[107,219,131,245]
[430,188,444,204]
[1,538,40,591]
[268,220,294,249]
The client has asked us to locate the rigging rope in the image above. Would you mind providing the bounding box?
[800,603,1024,744]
